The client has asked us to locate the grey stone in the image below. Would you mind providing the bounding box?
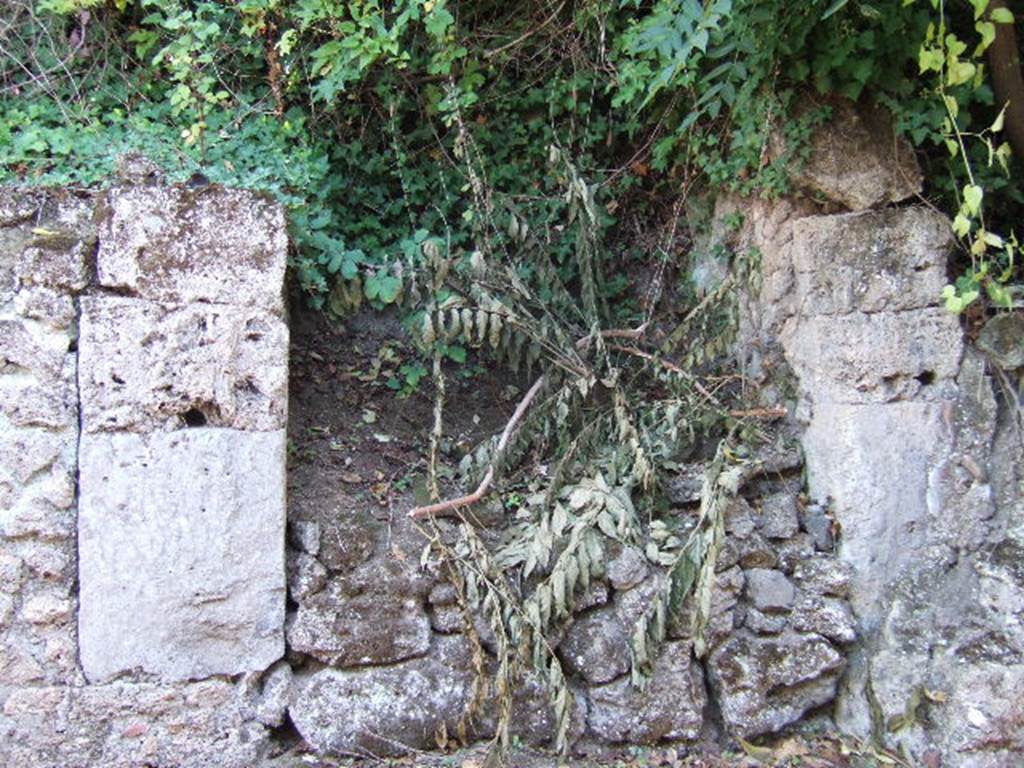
[784,309,962,405]
[287,550,328,602]
[665,463,705,505]
[734,531,779,570]
[801,503,835,552]
[708,630,844,738]
[314,507,378,572]
[289,519,320,556]
[669,566,744,643]
[745,607,788,635]
[0,681,269,768]
[776,532,815,574]
[97,185,287,314]
[78,428,286,683]
[776,99,922,211]
[429,603,463,634]
[788,208,951,315]
[79,296,288,433]
[240,660,293,728]
[289,634,477,756]
[606,544,649,590]
[793,556,852,598]
[428,582,457,606]
[757,492,800,539]
[744,569,795,613]
[803,401,945,620]
[574,580,610,612]
[725,497,757,539]
[287,582,431,667]
[587,640,705,744]
[560,575,664,685]
[977,312,1024,369]
[792,596,856,644]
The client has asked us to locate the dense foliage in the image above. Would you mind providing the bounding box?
[3,0,1020,315]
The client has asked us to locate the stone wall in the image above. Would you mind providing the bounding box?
[0,185,290,768]
[2,106,1021,767]
[723,108,1024,767]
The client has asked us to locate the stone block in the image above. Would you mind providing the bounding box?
[708,630,844,738]
[287,583,431,667]
[78,428,286,683]
[802,402,945,620]
[783,308,963,404]
[79,296,288,433]
[0,681,269,768]
[789,208,952,315]
[776,99,922,211]
[290,635,478,756]
[97,185,287,313]
[587,640,705,744]
[744,568,796,613]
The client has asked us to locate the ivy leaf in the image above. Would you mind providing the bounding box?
[963,184,984,216]
[918,46,943,74]
[425,7,455,39]
[990,104,1007,133]
[991,7,1014,24]
[975,20,996,55]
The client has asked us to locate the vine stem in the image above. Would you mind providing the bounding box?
[408,324,646,520]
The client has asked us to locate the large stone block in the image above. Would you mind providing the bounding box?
[0,680,269,768]
[789,208,952,316]
[97,185,287,313]
[708,630,844,738]
[775,99,922,211]
[78,428,286,683]
[289,635,478,756]
[783,308,963,404]
[802,402,946,623]
[79,296,288,433]
[587,640,705,744]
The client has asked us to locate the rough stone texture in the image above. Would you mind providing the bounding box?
[587,641,706,744]
[0,192,86,693]
[729,117,1024,764]
[78,428,286,682]
[560,576,665,685]
[708,631,844,738]
[744,569,796,613]
[97,185,287,314]
[0,680,271,768]
[288,583,431,668]
[290,634,478,756]
[79,296,288,433]
[0,184,291,767]
[773,99,922,211]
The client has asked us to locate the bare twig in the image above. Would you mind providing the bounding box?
[409,374,547,519]
[728,407,788,420]
[483,0,567,59]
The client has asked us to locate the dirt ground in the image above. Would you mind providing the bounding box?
[276,302,906,768]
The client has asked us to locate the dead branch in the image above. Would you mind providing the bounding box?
[408,325,647,520]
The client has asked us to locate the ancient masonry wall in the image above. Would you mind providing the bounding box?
[0,186,290,768]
